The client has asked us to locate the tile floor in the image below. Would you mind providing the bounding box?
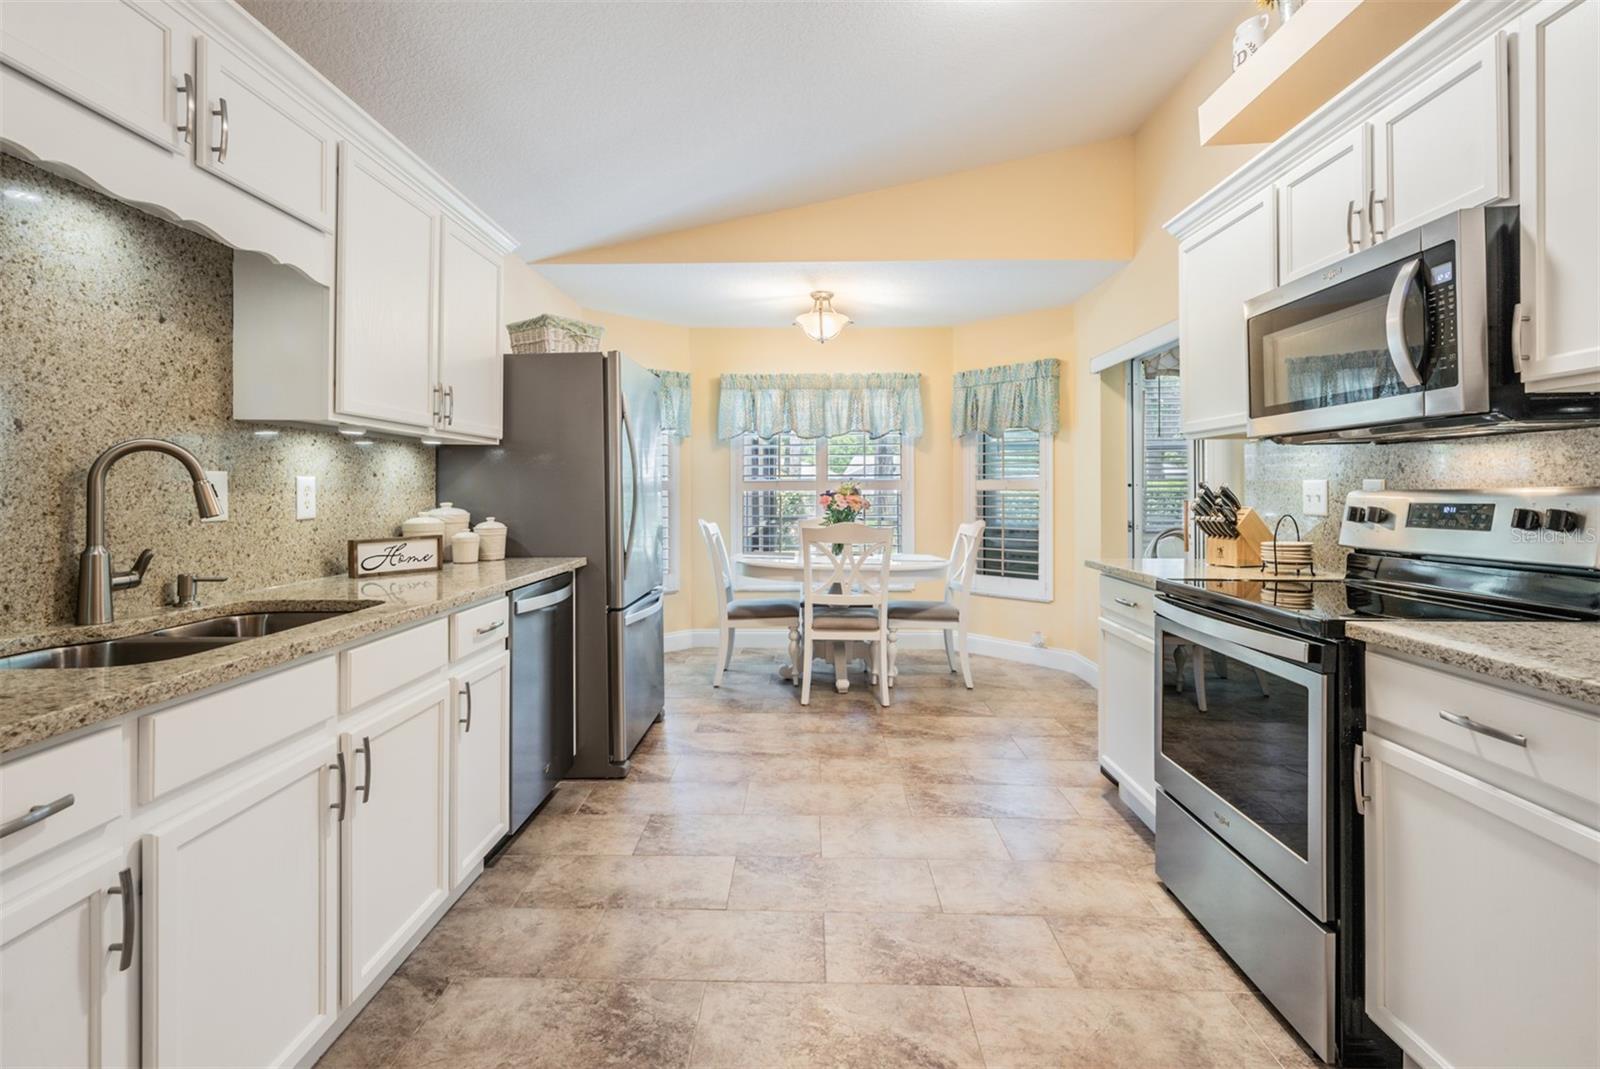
[317,648,1324,1068]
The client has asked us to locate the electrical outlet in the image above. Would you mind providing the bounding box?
[1030,631,1047,649]
[296,475,316,520]
[1302,478,1329,516]
[202,470,228,522]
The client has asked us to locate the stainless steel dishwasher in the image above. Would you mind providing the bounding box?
[508,572,576,832]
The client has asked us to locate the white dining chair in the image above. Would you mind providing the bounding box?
[887,520,984,688]
[699,519,801,687]
[799,521,894,707]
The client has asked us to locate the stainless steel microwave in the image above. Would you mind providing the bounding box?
[1244,207,1599,443]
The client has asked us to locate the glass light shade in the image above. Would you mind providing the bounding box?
[795,308,850,342]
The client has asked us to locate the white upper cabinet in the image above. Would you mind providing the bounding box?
[1371,34,1509,241]
[334,142,440,430]
[436,219,506,440]
[0,0,185,153]
[1178,188,1276,437]
[449,651,511,887]
[1515,0,1600,392]
[1276,125,1372,283]
[195,35,336,232]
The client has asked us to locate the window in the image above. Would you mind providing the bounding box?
[656,427,680,592]
[964,428,1053,601]
[1129,350,1192,555]
[734,431,913,554]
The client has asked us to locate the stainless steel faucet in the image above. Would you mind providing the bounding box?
[77,438,222,625]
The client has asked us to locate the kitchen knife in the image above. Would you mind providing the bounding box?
[1220,485,1242,513]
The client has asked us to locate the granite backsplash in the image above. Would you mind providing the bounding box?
[0,155,435,633]
[1243,428,1600,568]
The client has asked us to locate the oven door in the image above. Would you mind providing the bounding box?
[1154,599,1334,921]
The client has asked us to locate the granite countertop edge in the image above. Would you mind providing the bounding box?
[0,557,586,757]
[1346,620,1600,710]
[1084,557,1342,588]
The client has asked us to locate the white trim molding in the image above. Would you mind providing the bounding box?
[1088,320,1179,375]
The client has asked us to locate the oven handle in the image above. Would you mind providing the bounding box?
[1384,257,1425,389]
[1155,599,1317,665]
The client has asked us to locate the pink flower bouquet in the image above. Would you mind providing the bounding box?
[818,483,870,524]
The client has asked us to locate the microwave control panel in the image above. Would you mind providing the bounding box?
[1421,246,1459,382]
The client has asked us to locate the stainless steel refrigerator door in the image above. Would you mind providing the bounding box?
[609,588,665,763]
[605,354,665,610]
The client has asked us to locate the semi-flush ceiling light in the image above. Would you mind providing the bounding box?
[794,290,850,344]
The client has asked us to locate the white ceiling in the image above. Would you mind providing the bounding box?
[241,1,1245,261]
[534,260,1124,328]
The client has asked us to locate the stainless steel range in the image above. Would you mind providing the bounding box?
[1153,487,1600,1066]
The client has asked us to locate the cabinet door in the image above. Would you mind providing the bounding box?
[1177,187,1276,438]
[143,743,338,1068]
[1372,33,1509,240]
[1276,125,1371,283]
[1516,0,1600,392]
[449,651,510,887]
[437,219,505,439]
[0,851,137,1068]
[1363,734,1600,1068]
[0,0,185,153]
[195,35,336,231]
[335,142,439,430]
[1097,616,1155,829]
[340,681,451,1003]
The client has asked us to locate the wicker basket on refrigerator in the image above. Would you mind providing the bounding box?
[506,314,606,353]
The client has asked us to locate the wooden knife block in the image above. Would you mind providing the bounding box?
[1203,507,1272,568]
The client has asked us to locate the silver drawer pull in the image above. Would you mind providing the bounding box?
[0,793,75,840]
[106,867,135,972]
[1113,597,1139,608]
[1439,710,1527,748]
[475,619,505,636]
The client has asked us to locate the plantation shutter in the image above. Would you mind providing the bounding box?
[1134,348,1188,544]
[974,429,1043,581]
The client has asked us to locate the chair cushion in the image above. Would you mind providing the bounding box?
[809,606,885,631]
[888,600,960,622]
[727,598,801,620]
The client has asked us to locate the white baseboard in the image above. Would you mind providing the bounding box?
[666,627,1098,689]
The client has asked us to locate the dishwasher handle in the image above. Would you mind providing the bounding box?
[514,583,573,615]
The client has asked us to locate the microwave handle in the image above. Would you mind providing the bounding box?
[1384,257,1425,389]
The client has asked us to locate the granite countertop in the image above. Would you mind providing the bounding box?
[1348,620,1600,709]
[0,557,585,756]
[1085,557,1343,589]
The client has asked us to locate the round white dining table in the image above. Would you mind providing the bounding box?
[734,551,950,692]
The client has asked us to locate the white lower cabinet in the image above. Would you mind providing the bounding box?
[449,651,511,888]
[1096,577,1156,830]
[339,680,452,1004]
[142,742,338,1068]
[1362,732,1600,1068]
[0,849,138,1068]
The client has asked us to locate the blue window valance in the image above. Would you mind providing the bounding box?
[951,358,1061,437]
[717,373,924,441]
[651,369,691,439]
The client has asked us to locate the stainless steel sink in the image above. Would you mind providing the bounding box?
[148,610,355,639]
[0,607,361,669]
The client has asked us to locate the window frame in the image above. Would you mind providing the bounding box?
[1126,354,1196,556]
[730,430,916,558]
[961,428,1054,603]
[657,428,681,594]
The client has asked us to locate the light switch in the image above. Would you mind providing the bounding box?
[202,470,228,522]
[1302,479,1329,516]
[296,475,316,520]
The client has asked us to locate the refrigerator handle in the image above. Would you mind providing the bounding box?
[621,397,641,576]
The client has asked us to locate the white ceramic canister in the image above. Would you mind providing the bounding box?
[427,501,471,561]
[451,530,481,565]
[400,513,446,541]
[474,516,508,561]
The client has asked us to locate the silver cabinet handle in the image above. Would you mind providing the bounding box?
[1384,257,1425,389]
[1113,597,1139,608]
[0,793,75,840]
[212,97,229,162]
[460,679,473,732]
[355,735,373,802]
[1368,190,1385,241]
[176,72,196,145]
[1439,710,1527,748]
[106,867,135,972]
[433,383,443,424]
[329,752,347,821]
[1345,199,1360,253]
[475,619,505,636]
[444,385,455,426]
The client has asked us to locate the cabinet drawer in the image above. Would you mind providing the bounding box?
[0,727,124,872]
[342,618,448,712]
[1365,652,1600,809]
[451,597,508,661]
[138,656,336,802]
[1099,576,1155,631]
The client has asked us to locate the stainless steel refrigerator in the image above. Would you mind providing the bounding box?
[438,351,665,779]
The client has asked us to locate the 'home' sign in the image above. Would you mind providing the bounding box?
[347,536,443,577]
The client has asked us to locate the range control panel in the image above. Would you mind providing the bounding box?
[1340,488,1600,570]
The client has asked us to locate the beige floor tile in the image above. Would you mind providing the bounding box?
[906,757,1106,787]
[664,730,887,759]
[623,752,680,782]
[1014,734,1099,761]
[633,814,821,856]
[577,780,749,815]
[963,987,1280,1068]
[877,714,1070,738]
[1060,782,1149,822]
[451,854,539,909]
[545,908,824,982]
[537,782,593,815]
[689,982,984,1068]
[811,756,914,783]
[388,977,704,1068]
[992,817,1153,865]
[906,782,1079,820]
[670,754,821,782]
[395,907,596,985]
[1047,916,1250,991]
[515,854,734,909]
[929,859,1163,916]
[1229,990,1327,1068]
[504,814,651,856]
[880,735,1030,761]
[695,710,879,735]
[825,912,1079,987]
[820,815,1010,860]
[315,973,447,1068]
[744,779,909,815]
[729,856,941,912]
